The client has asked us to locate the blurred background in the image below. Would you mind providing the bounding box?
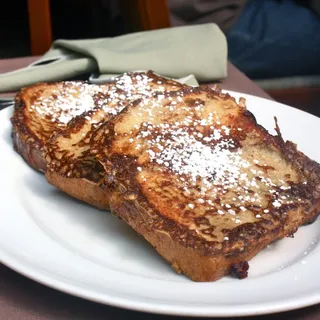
[1,0,319,117]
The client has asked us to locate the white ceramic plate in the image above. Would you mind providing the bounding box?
[0,91,319,317]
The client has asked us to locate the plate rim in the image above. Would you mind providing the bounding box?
[1,246,320,318]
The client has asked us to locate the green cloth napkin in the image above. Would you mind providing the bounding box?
[0,23,227,93]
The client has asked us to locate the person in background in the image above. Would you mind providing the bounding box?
[167,0,320,79]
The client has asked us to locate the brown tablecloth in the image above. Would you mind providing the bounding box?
[0,56,319,320]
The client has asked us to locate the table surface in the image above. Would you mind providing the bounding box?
[0,56,319,320]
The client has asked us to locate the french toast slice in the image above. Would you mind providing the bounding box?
[10,81,112,172]
[93,86,320,281]
[44,71,188,209]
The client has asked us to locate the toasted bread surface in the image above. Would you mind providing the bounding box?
[11,81,112,172]
[93,86,320,281]
[44,71,188,208]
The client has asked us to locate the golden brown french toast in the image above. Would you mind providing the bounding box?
[93,85,320,281]
[44,71,188,209]
[10,81,112,172]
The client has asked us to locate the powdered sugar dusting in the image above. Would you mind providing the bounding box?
[119,92,308,233]
[30,72,182,127]
[143,127,249,194]
[31,82,110,125]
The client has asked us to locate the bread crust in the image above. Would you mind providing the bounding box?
[11,84,52,172]
[46,171,111,210]
[12,126,46,172]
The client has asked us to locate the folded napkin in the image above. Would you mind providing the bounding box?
[0,23,227,93]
